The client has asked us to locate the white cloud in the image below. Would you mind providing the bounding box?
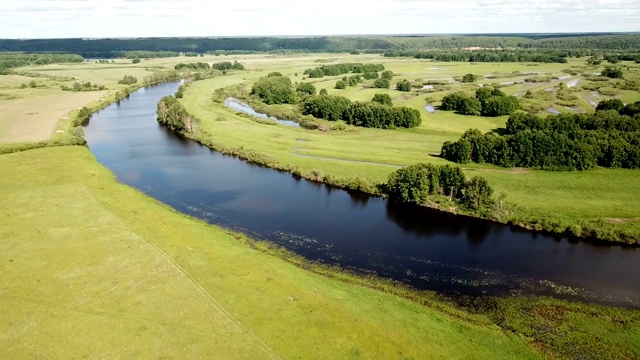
[0,0,638,38]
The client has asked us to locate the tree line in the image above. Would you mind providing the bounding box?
[304,63,385,78]
[0,52,83,73]
[247,73,421,129]
[2,34,640,57]
[383,49,569,63]
[174,60,245,72]
[301,94,421,128]
[441,103,640,170]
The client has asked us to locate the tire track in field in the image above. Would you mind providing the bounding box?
[81,184,282,360]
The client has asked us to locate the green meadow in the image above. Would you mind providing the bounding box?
[1,53,640,359]
[177,53,640,241]
[1,146,546,359]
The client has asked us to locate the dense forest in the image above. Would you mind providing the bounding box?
[0,52,83,73]
[2,34,640,58]
[383,49,574,63]
[441,102,640,171]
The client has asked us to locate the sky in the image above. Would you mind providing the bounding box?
[0,0,639,39]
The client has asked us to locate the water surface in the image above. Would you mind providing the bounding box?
[85,83,640,307]
[225,97,299,127]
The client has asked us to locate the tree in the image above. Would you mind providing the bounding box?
[319,88,328,95]
[441,139,472,163]
[335,80,347,89]
[386,164,433,204]
[251,76,296,104]
[460,97,482,115]
[440,92,469,111]
[439,165,466,199]
[373,78,390,89]
[386,163,469,204]
[621,101,640,116]
[587,57,601,65]
[481,96,519,116]
[381,70,394,80]
[132,58,141,64]
[371,93,393,106]
[347,75,362,86]
[118,75,138,85]
[363,72,379,80]
[475,87,495,106]
[462,73,478,83]
[232,60,245,70]
[596,98,624,112]
[300,95,351,121]
[463,176,494,210]
[602,67,623,78]
[296,82,316,96]
[395,79,411,92]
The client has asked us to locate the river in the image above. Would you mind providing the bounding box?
[84,82,640,307]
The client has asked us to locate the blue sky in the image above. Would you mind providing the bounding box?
[0,0,639,38]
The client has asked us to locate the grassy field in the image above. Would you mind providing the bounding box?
[177,53,640,240]
[0,146,544,359]
[1,54,640,358]
[0,59,162,147]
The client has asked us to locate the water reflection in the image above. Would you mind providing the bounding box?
[84,82,640,308]
[224,97,300,127]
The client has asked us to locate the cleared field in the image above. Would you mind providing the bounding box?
[179,54,640,239]
[0,146,542,359]
[0,91,106,144]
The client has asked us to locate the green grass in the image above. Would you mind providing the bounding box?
[2,54,640,359]
[179,54,640,241]
[0,146,543,359]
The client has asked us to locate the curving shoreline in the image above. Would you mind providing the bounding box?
[177,97,639,246]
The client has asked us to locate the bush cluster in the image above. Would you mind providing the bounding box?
[301,95,421,128]
[441,87,519,116]
[250,75,296,104]
[386,163,494,211]
[303,63,385,78]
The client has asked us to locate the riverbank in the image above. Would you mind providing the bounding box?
[1,145,550,359]
[2,57,639,358]
[3,146,640,359]
[178,73,640,245]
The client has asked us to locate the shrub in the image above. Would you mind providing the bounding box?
[395,79,411,92]
[296,82,316,96]
[371,93,393,106]
[462,73,478,82]
[373,78,390,89]
[251,76,296,104]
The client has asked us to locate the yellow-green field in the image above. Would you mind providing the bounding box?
[2,53,640,359]
[0,60,155,147]
[0,146,544,359]
[176,53,640,240]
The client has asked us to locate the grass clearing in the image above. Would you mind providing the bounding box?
[179,53,640,240]
[1,53,640,358]
[0,146,543,359]
[0,91,107,144]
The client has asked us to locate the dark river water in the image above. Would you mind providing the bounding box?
[84,82,640,307]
